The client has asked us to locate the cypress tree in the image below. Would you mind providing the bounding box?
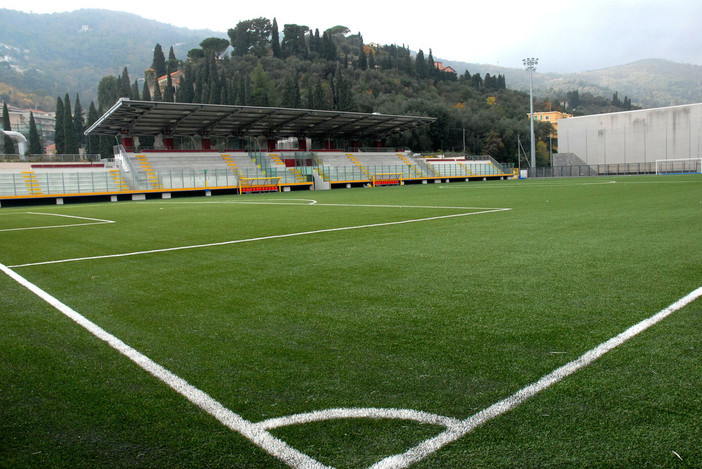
[119,67,132,98]
[415,49,426,78]
[152,44,167,78]
[152,78,163,101]
[427,49,436,78]
[167,46,179,72]
[132,80,140,99]
[95,105,111,158]
[321,31,336,61]
[63,93,78,154]
[334,69,353,111]
[142,80,152,101]
[28,111,44,155]
[54,97,65,154]
[73,93,84,150]
[2,102,16,154]
[282,74,301,108]
[163,70,175,102]
[180,63,195,103]
[271,18,281,59]
[358,48,368,70]
[86,101,100,154]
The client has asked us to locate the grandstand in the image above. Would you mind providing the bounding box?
[0,99,515,206]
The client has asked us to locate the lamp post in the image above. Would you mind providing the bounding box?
[523,57,538,170]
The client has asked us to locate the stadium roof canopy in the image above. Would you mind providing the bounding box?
[85,99,436,140]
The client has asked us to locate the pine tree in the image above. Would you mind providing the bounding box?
[63,93,78,154]
[28,111,44,155]
[73,93,84,150]
[54,96,65,154]
[131,80,140,99]
[152,44,167,78]
[2,102,16,154]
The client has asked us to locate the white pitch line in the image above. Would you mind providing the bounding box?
[162,200,504,211]
[9,208,510,268]
[255,407,462,431]
[0,261,331,469]
[0,212,115,232]
[369,285,702,469]
[2,262,700,468]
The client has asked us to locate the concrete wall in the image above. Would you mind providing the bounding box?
[558,103,702,165]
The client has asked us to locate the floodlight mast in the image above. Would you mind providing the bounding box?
[523,57,538,170]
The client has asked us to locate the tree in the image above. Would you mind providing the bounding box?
[54,96,64,154]
[250,64,275,106]
[612,91,621,107]
[281,24,309,59]
[63,93,78,154]
[152,77,163,101]
[271,18,282,58]
[228,18,272,58]
[177,63,195,103]
[427,49,436,79]
[97,75,119,109]
[131,80,140,99]
[119,67,132,98]
[281,74,301,108]
[321,30,336,61]
[200,37,230,60]
[334,69,353,111]
[28,112,44,155]
[97,105,113,159]
[483,130,504,156]
[85,101,100,154]
[2,102,16,154]
[415,49,427,78]
[163,69,174,102]
[167,46,179,71]
[152,44,167,78]
[73,93,84,150]
[142,80,152,101]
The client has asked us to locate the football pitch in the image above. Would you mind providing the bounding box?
[1,175,701,468]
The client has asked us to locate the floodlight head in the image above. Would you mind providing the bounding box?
[522,57,538,71]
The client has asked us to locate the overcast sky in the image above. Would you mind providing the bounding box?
[12,0,702,73]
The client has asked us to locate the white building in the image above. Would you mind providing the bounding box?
[558,103,702,167]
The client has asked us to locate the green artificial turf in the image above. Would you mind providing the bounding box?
[1,175,700,468]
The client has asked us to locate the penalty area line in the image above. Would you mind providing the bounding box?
[0,212,116,232]
[10,208,510,268]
